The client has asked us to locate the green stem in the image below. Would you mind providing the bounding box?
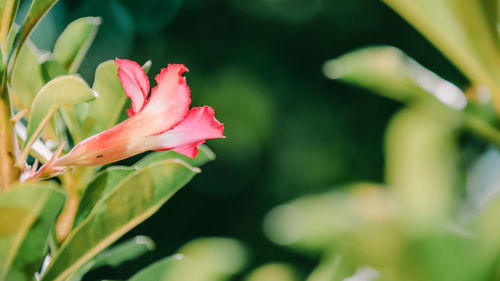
[464,114,500,147]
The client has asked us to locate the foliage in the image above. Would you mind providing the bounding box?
[0,0,223,280]
[252,1,500,281]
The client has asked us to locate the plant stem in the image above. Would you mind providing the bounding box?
[0,73,19,189]
[56,172,80,242]
[464,114,500,147]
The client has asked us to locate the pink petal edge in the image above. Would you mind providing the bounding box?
[115,58,150,116]
[142,64,192,134]
[152,106,225,157]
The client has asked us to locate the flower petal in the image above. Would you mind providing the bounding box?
[171,140,205,158]
[53,113,154,166]
[116,58,150,116]
[151,106,224,158]
[142,64,191,133]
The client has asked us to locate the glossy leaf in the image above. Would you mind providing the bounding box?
[69,236,155,281]
[10,0,57,67]
[306,254,356,281]
[93,236,155,268]
[19,75,96,166]
[74,166,137,227]
[385,105,460,232]
[0,0,19,54]
[40,56,67,82]
[75,145,214,228]
[245,263,299,281]
[53,17,101,74]
[127,254,187,281]
[78,60,125,138]
[263,183,393,254]
[136,144,216,168]
[324,45,467,110]
[0,184,65,281]
[127,237,248,281]
[382,0,500,102]
[10,41,44,110]
[41,159,200,281]
[176,237,249,279]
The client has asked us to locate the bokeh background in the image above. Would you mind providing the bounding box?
[24,0,468,279]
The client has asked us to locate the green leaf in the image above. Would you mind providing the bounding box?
[93,235,155,268]
[382,0,500,99]
[127,254,187,281]
[0,183,65,281]
[74,166,137,227]
[263,183,390,254]
[128,238,248,281]
[0,0,19,56]
[385,104,460,232]
[9,0,57,68]
[77,60,124,138]
[10,40,44,109]
[306,253,356,281]
[41,159,200,281]
[323,45,467,110]
[53,17,100,74]
[69,236,155,281]
[40,56,67,82]
[176,237,248,279]
[136,144,216,168]
[19,75,96,166]
[75,145,214,228]
[245,263,300,281]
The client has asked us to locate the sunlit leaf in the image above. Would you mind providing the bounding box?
[10,0,57,67]
[177,237,248,279]
[263,183,393,253]
[385,104,460,232]
[382,0,500,104]
[0,184,65,281]
[245,263,300,281]
[74,166,136,227]
[53,17,100,74]
[76,60,124,138]
[0,0,19,55]
[19,75,96,166]
[40,159,200,281]
[10,40,44,110]
[69,236,155,281]
[40,56,67,82]
[306,254,356,281]
[94,235,155,268]
[129,237,248,281]
[324,45,467,110]
[127,254,187,281]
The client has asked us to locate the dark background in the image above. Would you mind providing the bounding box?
[27,0,465,279]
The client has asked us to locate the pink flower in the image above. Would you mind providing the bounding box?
[53,59,224,167]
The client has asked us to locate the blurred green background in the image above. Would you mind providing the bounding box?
[25,0,470,279]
